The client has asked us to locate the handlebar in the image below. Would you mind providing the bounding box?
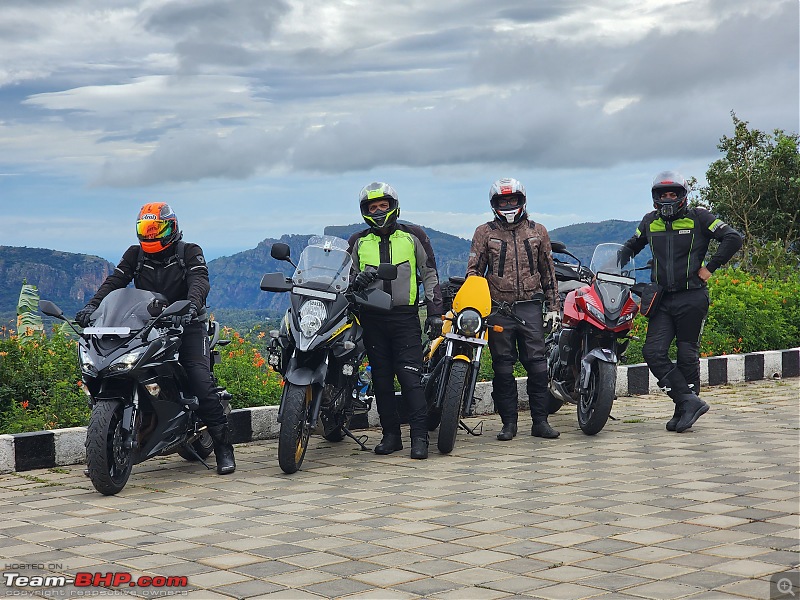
[490,300,527,326]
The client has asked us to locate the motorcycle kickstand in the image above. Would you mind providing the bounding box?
[341,426,371,451]
[459,419,484,436]
[183,444,212,470]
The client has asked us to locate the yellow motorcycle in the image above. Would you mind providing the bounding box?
[423,275,494,454]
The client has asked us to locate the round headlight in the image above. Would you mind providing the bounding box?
[299,300,327,338]
[456,308,482,337]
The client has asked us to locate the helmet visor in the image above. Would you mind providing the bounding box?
[136,219,174,242]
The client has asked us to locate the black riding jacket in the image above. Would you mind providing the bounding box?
[86,242,210,312]
[621,207,742,292]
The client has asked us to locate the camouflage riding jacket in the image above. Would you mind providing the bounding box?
[466,219,560,310]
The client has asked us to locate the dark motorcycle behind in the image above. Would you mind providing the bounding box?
[260,235,395,474]
[545,242,646,435]
[40,289,232,495]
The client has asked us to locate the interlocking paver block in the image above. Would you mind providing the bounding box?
[0,378,795,600]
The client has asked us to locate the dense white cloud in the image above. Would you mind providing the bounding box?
[0,0,796,257]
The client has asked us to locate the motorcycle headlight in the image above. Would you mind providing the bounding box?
[586,303,605,323]
[79,345,98,377]
[456,309,482,337]
[109,348,146,373]
[299,300,326,338]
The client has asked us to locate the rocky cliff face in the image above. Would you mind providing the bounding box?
[0,247,115,319]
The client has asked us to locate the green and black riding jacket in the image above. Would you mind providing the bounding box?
[348,223,444,316]
[621,207,743,292]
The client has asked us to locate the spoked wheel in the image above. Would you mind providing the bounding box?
[577,361,616,435]
[86,400,133,495]
[278,383,313,474]
[177,429,214,461]
[437,360,469,454]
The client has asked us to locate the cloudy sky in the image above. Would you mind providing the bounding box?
[1,0,797,261]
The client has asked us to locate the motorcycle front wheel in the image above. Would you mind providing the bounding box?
[86,400,133,496]
[278,383,313,474]
[437,360,470,454]
[577,360,616,435]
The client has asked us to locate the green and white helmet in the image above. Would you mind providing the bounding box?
[359,182,399,233]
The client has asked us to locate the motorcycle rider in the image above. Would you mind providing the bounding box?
[74,203,236,474]
[348,182,444,460]
[619,171,742,433]
[467,178,561,441]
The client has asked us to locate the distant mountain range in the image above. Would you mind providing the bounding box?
[1,219,646,328]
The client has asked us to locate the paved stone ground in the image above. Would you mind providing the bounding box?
[0,378,797,600]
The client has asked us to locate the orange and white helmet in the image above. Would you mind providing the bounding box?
[135,202,179,254]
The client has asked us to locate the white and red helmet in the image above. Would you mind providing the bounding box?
[489,178,527,224]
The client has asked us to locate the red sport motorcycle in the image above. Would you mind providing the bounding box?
[546,242,645,435]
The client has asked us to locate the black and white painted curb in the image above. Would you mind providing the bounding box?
[2,348,798,473]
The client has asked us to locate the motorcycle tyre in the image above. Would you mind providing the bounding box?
[322,409,346,442]
[177,430,214,461]
[578,360,616,436]
[437,360,469,454]
[86,400,133,496]
[278,383,313,474]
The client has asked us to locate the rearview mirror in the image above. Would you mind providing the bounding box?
[160,300,191,318]
[39,300,64,319]
[551,241,567,254]
[377,263,397,281]
[270,243,291,261]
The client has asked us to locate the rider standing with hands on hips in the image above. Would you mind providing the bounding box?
[618,171,742,433]
[74,203,236,474]
[348,182,444,460]
[467,178,561,441]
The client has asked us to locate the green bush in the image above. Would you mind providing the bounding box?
[0,327,88,434]
[622,268,800,362]
[212,327,283,408]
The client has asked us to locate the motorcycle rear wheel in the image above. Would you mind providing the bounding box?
[278,383,313,474]
[177,430,214,461]
[86,400,133,496]
[577,361,616,435]
[437,360,469,454]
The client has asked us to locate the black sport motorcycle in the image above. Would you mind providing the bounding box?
[39,290,231,495]
[260,235,394,474]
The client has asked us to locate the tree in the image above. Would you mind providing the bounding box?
[699,112,800,276]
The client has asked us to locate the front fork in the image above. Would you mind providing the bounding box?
[433,339,484,435]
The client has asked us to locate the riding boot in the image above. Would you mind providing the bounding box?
[410,435,429,460]
[207,423,236,475]
[666,377,699,431]
[665,402,681,432]
[496,421,518,441]
[528,371,560,439]
[658,368,709,433]
[374,432,403,455]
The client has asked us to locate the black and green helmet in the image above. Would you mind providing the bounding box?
[359,181,400,233]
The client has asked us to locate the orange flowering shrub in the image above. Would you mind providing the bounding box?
[212,327,282,408]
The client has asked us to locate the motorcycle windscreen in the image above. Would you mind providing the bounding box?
[292,235,352,293]
[452,276,491,317]
[91,288,166,330]
[590,242,635,277]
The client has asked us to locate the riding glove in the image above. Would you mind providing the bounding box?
[352,270,377,292]
[171,302,198,327]
[424,315,443,339]
[75,303,97,328]
[544,311,561,331]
